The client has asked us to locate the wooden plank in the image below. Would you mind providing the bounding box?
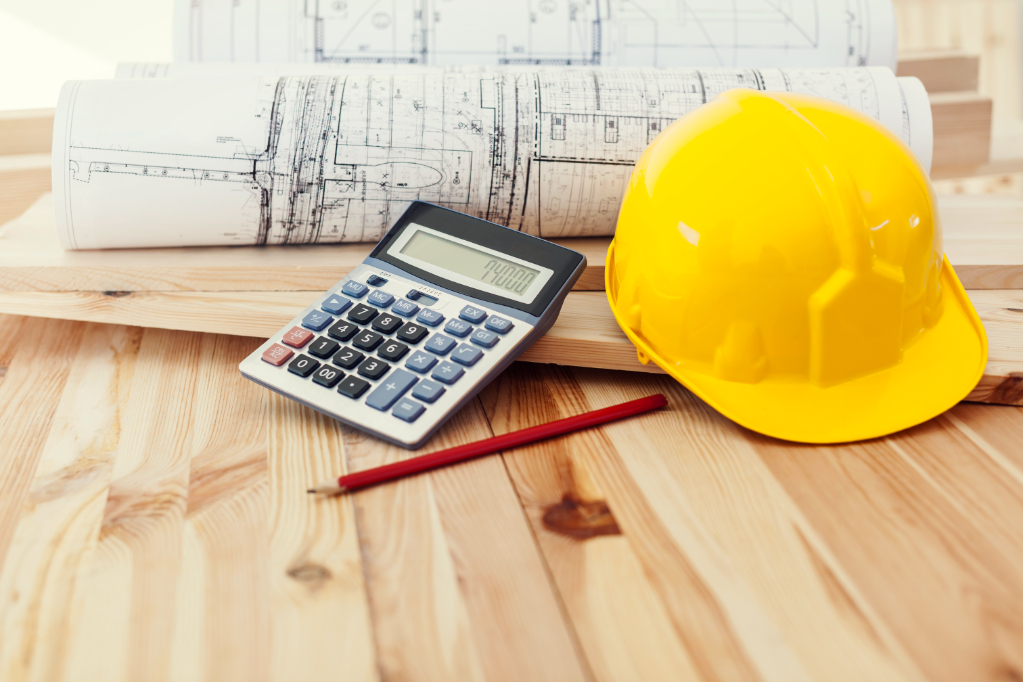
[3,191,1022,292]
[0,323,140,682]
[341,401,590,682]
[897,51,980,93]
[167,334,273,682]
[0,318,87,575]
[0,109,54,156]
[266,393,378,682]
[59,329,207,681]
[930,92,994,170]
[752,408,1023,682]
[0,288,1015,405]
[0,154,49,228]
[480,365,927,682]
[0,194,609,293]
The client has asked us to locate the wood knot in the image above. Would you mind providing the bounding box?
[287,563,332,590]
[990,372,1023,406]
[1006,308,1023,314]
[542,494,621,540]
[102,291,132,297]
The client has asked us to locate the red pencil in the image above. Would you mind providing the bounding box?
[308,393,668,494]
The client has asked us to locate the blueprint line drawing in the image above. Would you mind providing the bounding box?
[52,67,928,250]
[173,0,898,70]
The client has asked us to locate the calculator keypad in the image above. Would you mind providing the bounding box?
[246,266,535,447]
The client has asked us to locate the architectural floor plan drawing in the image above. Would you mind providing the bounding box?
[174,0,897,70]
[53,67,928,249]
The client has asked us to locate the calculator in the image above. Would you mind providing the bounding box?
[239,202,586,449]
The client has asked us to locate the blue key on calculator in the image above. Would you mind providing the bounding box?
[240,201,586,449]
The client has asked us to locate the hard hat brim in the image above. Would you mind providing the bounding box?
[606,243,989,444]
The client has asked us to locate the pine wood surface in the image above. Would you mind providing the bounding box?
[1,313,1022,681]
[2,192,1022,292]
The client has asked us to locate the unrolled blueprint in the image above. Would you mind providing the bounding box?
[174,0,898,70]
[52,67,930,249]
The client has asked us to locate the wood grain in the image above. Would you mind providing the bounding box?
[481,366,926,682]
[897,50,981,92]
[931,91,994,169]
[343,402,590,682]
[0,322,141,682]
[0,110,53,156]
[0,154,49,228]
[0,315,1022,680]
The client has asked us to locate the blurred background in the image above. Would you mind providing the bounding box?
[2,0,1021,194]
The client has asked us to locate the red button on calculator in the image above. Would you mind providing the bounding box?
[261,343,294,366]
[282,326,313,348]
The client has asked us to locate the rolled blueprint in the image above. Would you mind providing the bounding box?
[174,0,898,70]
[52,67,931,249]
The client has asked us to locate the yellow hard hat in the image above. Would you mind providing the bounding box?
[606,89,988,443]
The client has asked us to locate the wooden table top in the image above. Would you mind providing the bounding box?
[1,313,1022,682]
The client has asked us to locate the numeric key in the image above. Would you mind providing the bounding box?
[312,365,344,388]
[357,358,390,380]
[331,346,364,370]
[378,340,409,362]
[371,313,404,334]
[307,337,339,359]
[347,303,379,325]
[353,329,384,351]
[397,322,429,344]
[327,320,359,342]
[287,354,320,378]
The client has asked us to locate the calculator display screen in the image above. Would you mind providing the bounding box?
[400,230,541,296]
[388,223,553,304]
